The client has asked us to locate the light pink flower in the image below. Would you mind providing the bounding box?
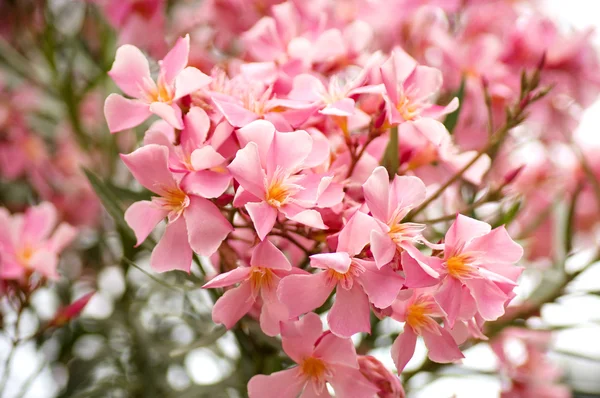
[278,211,404,337]
[247,312,379,398]
[228,120,342,240]
[362,166,429,268]
[203,239,302,336]
[0,202,76,281]
[104,34,211,133]
[380,49,458,125]
[144,106,231,198]
[121,144,232,272]
[390,289,464,373]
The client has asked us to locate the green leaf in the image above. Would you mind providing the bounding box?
[380,126,399,176]
[83,168,132,235]
[492,198,523,228]
[443,77,466,134]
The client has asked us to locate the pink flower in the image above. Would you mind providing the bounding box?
[405,215,523,327]
[357,355,405,398]
[228,120,341,240]
[121,144,232,272]
[0,202,76,281]
[380,49,458,125]
[278,211,404,337]
[247,312,379,398]
[104,34,211,133]
[390,289,464,373]
[203,239,302,336]
[48,291,95,327]
[144,106,231,198]
[362,166,429,268]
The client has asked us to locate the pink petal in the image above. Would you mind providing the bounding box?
[328,285,371,337]
[464,278,509,321]
[150,217,193,273]
[47,223,77,253]
[260,286,289,337]
[174,67,212,100]
[190,146,226,171]
[184,196,232,256]
[337,211,380,256]
[246,201,278,240]
[303,129,330,168]
[445,215,491,255]
[160,34,190,85]
[312,29,346,63]
[287,74,326,102]
[320,98,356,117]
[149,102,184,129]
[281,312,324,361]
[248,368,305,398]
[363,166,390,222]
[180,170,231,199]
[401,250,439,288]
[390,175,427,211]
[391,327,417,373]
[278,272,333,318]
[212,281,254,329]
[228,143,267,199]
[21,202,57,245]
[251,239,292,270]
[434,277,463,328]
[466,226,523,264]
[356,259,404,308]
[235,120,275,167]
[267,130,313,175]
[104,94,151,133]
[283,208,327,230]
[181,107,210,151]
[120,144,179,195]
[202,267,251,289]
[370,229,396,268]
[405,65,442,102]
[310,252,351,273]
[313,332,358,368]
[211,93,258,127]
[124,200,168,246]
[328,365,379,398]
[108,44,152,98]
[29,249,59,280]
[422,327,464,364]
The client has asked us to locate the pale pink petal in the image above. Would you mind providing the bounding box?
[47,223,77,253]
[124,200,168,246]
[267,130,313,175]
[370,229,396,268]
[328,365,379,398]
[21,202,57,245]
[401,251,439,288]
[251,239,292,270]
[390,175,427,211]
[104,94,151,133]
[180,170,231,198]
[300,384,331,398]
[181,107,210,150]
[313,332,358,368]
[466,226,523,264]
[363,166,390,222]
[212,281,254,329]
[235,120,275,166]
[391,327,417,373]
[174,67,212,100]
[260,286,289,336]
[287,74,326,102]
[190,146,226,171]
[246,201,278,240]
[150,218,192,273]
[283,207,327,230]
[211,93,259,127]
[149,102,184,129]
[312,29,346,63]
[405,65,443,101]
[337,211,380,256]
[310,252,351,273]
[228,143,267,199]
[445,215,491,255]
[120,144,178,194]
[464,278,509,321]
[402,244,442,278]
[184,196,232,256]
[248,368,305,398]
[281,312,324,362]
[328,285,371,337]
[108,44,152,98]
[29,250,59,280]
[278,272,333,318]
[202,267,251,289]
[422,327,464,364]
[144,121,175,148]
[356,259,404,308]
[434,277,463,328]
[320,98,356,117]
[303,129,330,168]
[160,34,190,84]
[421,97,459,119]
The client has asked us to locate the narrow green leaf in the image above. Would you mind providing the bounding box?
[443,77,466,134]
[83,168,130,233]
[492,198,523,228]
[380,126,399,176]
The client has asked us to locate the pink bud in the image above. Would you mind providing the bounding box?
[48,292,94,327]
[358,356,405,398]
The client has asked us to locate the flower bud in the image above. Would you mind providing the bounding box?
[358,355,405,398]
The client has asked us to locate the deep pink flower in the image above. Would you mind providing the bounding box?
[0,202,76,281]
[278,211,404,337]
[48,291,95,327]
[121,144,232,272]
[228,120,342,240]
[203,239,302,336]
[104,34,211,132]
[247,312,379,398]
[390,289,464,373]
[357,355,405,398]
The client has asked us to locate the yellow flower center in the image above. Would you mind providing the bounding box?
[406,298,439,333]
[301,357,330,383]
[396,95,420,121]
[446,254,477,279]
[248,267,276,295]
[16,246,34,266]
